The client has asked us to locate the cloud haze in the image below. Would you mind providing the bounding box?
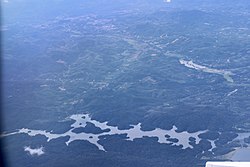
[24,146,45,156]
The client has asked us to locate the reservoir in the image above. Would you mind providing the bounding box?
[232,148,250,161]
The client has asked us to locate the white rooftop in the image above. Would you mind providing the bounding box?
[206,162,250,167]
